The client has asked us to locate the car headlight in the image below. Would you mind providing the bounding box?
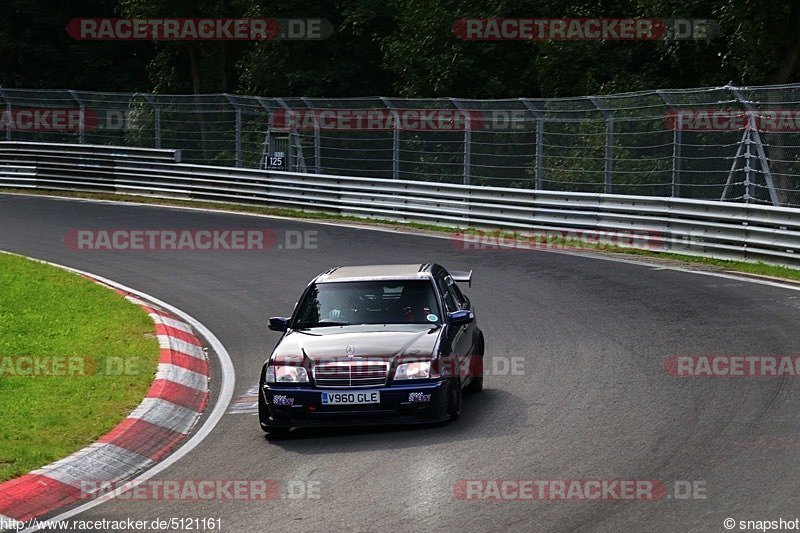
[266,364,309,383]
[395,361,439,380]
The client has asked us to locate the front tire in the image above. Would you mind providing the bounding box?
[464,332,484,394]
[465,376,483,394]
[447,379,462,420]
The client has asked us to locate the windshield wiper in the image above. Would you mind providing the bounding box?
[296,321,351,329]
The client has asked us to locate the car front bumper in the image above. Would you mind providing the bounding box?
[261,379,451,429]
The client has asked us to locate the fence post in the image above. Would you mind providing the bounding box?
[657,90,681,197]
[729,85,780,206]
[154,105,161,149]
[143,94,161,149]
[744,133,753,203]
[68,90,85,144]
[223,94,242,167]
[255,96,273,169]
[380,97,400,180]
[275,97,307,172]
[0,89,10,141]
[301,97,321,174]
[520,99,545,189]
[275,98,295,170]
[721,135,745,201]
[589,96,613,194]
[451,98,471,185]
[235,107,242,167]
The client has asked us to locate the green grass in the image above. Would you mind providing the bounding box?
[0,253,159,482]
[599,247,800,281]
[5,188,800,283]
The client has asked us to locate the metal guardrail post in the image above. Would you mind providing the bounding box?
[520,99,545,190]
[223,94,242,167]
[589,96,613,193]
[292,132,307,172]
[154,106,161,149]
[380,97,400,180]
[142,94,161,149]
[744,132,754,203]
[301,97,321,174]
[235,107,242,167]
[722,136,745,201]
[255,97,272,169]
[275,98,295,171]
[451,98,471,185]
[657,90,682,198]
[0,89,11,141]
[68,90,85,144]
[274,97,307,172]
[535,122,543,189]
[730,85,780,206]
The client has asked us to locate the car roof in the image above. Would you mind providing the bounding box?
[315,264,437,283]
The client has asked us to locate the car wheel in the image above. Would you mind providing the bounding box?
[465,376,483,394]
[447,379,462,420]
[465,332,484,394]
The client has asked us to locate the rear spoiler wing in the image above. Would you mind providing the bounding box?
[450,270,473,287]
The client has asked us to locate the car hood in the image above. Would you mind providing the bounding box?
[271,324,441,365]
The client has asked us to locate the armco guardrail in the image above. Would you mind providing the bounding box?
[0,142,798,267]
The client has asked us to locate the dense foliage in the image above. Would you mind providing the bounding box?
[1,0,796,96]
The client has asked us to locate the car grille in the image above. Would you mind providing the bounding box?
[314,360,389,388]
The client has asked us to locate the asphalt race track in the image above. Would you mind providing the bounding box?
[3,193,800,532]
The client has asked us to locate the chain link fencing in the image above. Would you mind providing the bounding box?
[2,84,800,206]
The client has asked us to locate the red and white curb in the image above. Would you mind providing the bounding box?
[0,284,210,526]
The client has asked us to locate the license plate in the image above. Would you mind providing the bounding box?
[321,390,381,405]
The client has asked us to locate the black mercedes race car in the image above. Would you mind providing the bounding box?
[259,263,484,438]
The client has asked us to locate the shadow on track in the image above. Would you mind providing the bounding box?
[262,388,527,453]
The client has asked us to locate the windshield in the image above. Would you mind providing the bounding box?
[293,280,441,328]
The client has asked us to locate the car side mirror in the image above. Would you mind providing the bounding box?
[268,316,290,332]
[448,309,474,326]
